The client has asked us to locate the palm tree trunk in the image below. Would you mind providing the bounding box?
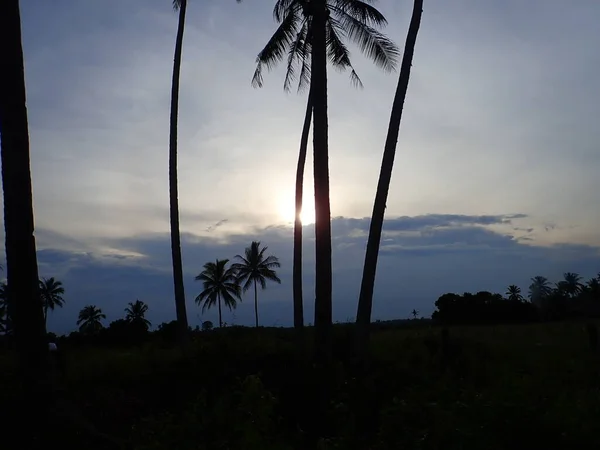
[0,0,50,442]
[218,293,223,328]
[169,0,189,346]
[44,304,48,327]
[311,0,333,366]
[355,0,423,361]
[293,91,312,330]
[254,279,259,327]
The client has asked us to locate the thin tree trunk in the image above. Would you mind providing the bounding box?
[218,294,223,328]
[44,304,48,327]
[311,0,333,366]
[169,0,189,346]
[293,91,312,330]
[0,0,50,442]
[355,0,423,361]
[254,279,259,327]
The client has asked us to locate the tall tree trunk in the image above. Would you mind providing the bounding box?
[355,0,423,361]
[254,279,259,327]
[293,92,312,330]
[169,0,189,346]
[218,293,223,328]
[44,304,48,327]
[312,0,333,366]
[0,0,50,442]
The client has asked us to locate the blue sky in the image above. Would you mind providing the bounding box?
[2,0,599,334]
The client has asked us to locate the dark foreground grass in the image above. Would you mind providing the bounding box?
[2,321,600,449]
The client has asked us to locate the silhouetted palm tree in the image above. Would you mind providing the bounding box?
[232,241,282,327]
[39,277,65,327]
[77,305,106,334]
[411,309,419,319]
[0,282,10,334]
[194,259,241,328]
[562,272,584,298]
[0,1,48,412]
[124,299,151,330]
[253,0,398,334]
[506,285,524,302]
[167,0,191,346]
[528,276,552,306]
[355,0,423,359]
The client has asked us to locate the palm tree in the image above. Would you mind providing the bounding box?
[77,305,106,334]
[253,1,398,334]
[0,0,49,411]
[39,277,65,327]
[506,285,524,302]
[194,259,241,328]
[167,0,190,346]
[0,282,9,334]
[256,0,398,363]
[562,272,584,298]
[232,241,282,327]
[355,0,423,359]
[124,299,151,330]
[528,276,552,307]
[411,309,419,319]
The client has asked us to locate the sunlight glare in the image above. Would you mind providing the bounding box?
[279,197,316,226]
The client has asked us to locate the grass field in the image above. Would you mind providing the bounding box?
[2,321,600,449]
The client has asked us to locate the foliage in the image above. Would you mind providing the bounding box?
[77,305,106,334]
[195,259,241,327]
[39,276,65,323]
[125,300,151,331]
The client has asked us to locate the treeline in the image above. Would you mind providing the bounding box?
[432,272,600,325]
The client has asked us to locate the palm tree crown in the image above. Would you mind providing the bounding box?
[528,276,552,305]
[506,285,524,302]
[77,305,106,334]
[253,0,399,92]
[562,272,584,298]
[39,277,65,325]
[125,299,151,329]
[195,259,241,327]
[232,241,282,327]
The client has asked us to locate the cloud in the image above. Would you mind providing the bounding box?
[13,214,596,335]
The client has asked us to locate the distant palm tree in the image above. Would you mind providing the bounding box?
[39,277,65,327]
[77,305,106,334]
[252,0,398,332]
[355,0,423,360]
[506,285,524,302]
[124,299,151,330]
[232,241,281,327]
[562,272,584,298]
[194,259,241,328]
[528,276,552,306]
[411,309,419,319]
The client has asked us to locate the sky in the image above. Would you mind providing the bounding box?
[2,0,599,334]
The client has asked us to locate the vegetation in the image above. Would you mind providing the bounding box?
[194,259,242,328]
[39,276,65,326]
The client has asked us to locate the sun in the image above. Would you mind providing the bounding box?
[279,198,316,226]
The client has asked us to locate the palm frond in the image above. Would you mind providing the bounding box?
[331,0,388,28]
[274,0,300,23]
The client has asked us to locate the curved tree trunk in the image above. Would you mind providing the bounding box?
[311,1,333,366]
[355,0,423,361]
[254,279,259,327]
[169,0,189,346]
[0,0,50,442]
[218,293,223,328]
[293,92,313,330]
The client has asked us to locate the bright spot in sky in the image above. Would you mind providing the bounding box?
[278,195,316,226]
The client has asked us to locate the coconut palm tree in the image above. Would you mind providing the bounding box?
[39,277,65,327]
[253,0,398,334]
[231,241,282,327]
[528,276,552,306]
[355,0,423,359]
[562,272,584,298]
[0,1,48,411]
[411,309,419,319]
[194,259,241,328]
[77,305,106,334]
[125,299,151,330]
[506,285,524,302]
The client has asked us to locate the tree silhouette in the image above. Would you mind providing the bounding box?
[39,277,65,327]
[562,272,584,298]
[0,0,48,415]
[232,241,281,327]
[528,276,552,306]
[77,305,106,334]
[167,0,191,346]
[411,309,419,319]
[124,299,151,330]
[355,0,423,360]
[506,285,524,302]
[0,282,11,334]
[195,259,241,328]
[253,0,398,333]
[201,320,214,331]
